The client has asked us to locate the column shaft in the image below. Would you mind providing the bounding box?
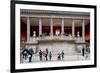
[72,19,75,37]
[61,18,64,35]
[27,17,30,42]
[82,19,85,42]
[39,17,42,36]
[50,18,53,36]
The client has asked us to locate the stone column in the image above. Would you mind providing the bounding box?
[50,18,53,36]
[82,19,85,42]
[72,19,75,37]
[61,18,64,35]
[27,17,30,42]
[39,17,42,36]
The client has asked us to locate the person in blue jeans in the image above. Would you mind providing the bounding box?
[28,48,34,62]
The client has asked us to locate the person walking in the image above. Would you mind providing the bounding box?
[82,47,85,56]
[28,53,32,62]
[45,52,48,61]
[22,48,28,60]
[46,48,48,55]
[39,50,43,61]
[28,48,34,62]
[57,52,61,60]
[49,51,52,61]
[61,50,64,60]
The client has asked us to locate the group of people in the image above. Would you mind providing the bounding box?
[39,48,52,61]
[39,48,64,61]
[21,46,90,62]
[21,48,34,62]
[57,51,64,60]
[21,47,65,62]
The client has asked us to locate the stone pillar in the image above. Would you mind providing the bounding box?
[50,18,53,36]
[82,19,85,42]
[27,17,30,42]
[72,19,75,37]
[39,17,42,36]
[61,18,64,35]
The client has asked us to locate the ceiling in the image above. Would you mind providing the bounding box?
[21,9,90,27]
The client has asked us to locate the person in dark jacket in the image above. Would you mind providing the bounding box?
[22,48,28,60]
[28,48,34,62]
[46,48,48,55]
[45,53,48,61]
[57,52,61,60]
[82,47,85,56]
[39,50,43,61]
[61,50,64,60]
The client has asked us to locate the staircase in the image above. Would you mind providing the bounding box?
[38,42,77,56]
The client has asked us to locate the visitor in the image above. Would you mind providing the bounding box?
[57,52,61,60]
[39,50,43,61]
[28,54,32,62]
[28,48,34,62]
[46,48,48,55]
[45,52,48,61]
[22,48,28,60]
[49,51,52,61]
[61,50,64,60]
[82,47,85,56]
